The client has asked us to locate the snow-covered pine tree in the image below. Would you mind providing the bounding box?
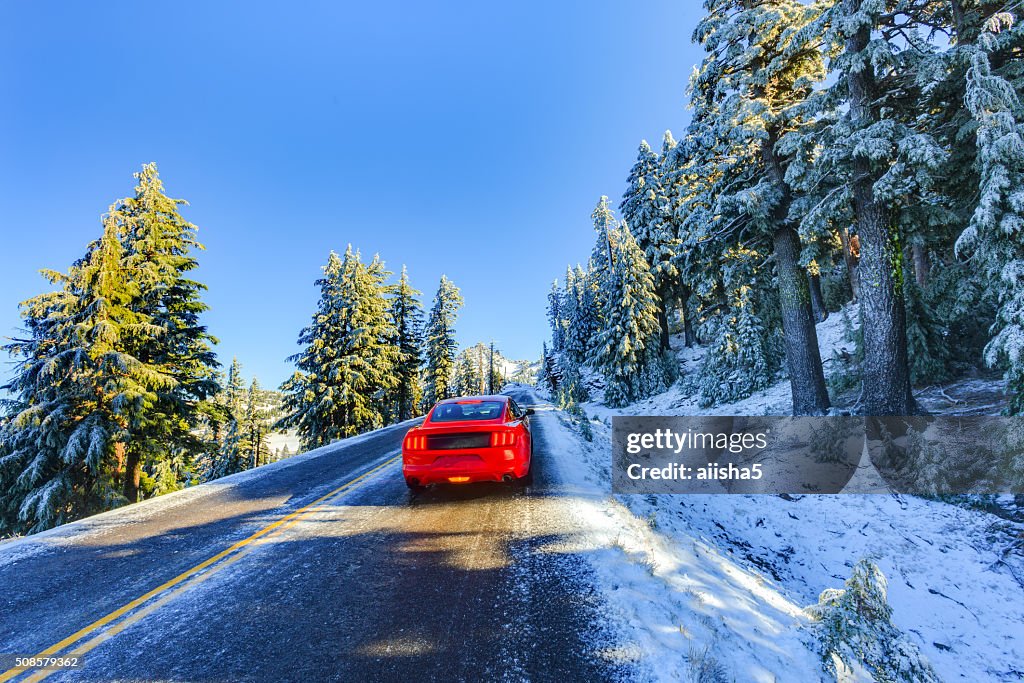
[452,350,482,396]
[589,197,621,314]
[557,266,590,404]
[422,275,463,406]
[790,0,953,415]
[693,247,783,407]
[332,249,399,435]
[547,279,565,353]
[115,163,219,499]
[620,138,679,350]
[279,252,346,450]
[209,358,248,479]
[388,266,424,421]
[807,559,939,682]
[244,378,271,469]
[661,131,702,348]
[562,264,599,367]
[688,0,830,415]
[279,248,398,446]
[590,220,675,407]
[956,10,1024,414]
[0,214,173,533]
[536,341,549,390]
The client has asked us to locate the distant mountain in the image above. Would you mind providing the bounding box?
[456,342,537,389]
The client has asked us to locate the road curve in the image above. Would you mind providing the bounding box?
[0,389,635,682]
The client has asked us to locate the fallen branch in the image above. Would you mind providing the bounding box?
[931,385,965,406]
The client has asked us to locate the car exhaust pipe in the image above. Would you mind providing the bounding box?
[502,474,514,483]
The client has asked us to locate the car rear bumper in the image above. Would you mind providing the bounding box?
[402,450,530,485]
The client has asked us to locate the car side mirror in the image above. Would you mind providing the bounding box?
[525,408,535,416]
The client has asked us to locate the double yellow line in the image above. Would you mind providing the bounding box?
[1,453,402,683]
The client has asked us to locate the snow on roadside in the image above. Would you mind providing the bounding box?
[534,403,834,682]
[534,298,1023,681]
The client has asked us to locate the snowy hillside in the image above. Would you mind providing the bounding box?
[536,308,1024,682]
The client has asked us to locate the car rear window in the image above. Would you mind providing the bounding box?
[430,401,505,422]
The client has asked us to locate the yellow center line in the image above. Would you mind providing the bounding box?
[1,453,402,683]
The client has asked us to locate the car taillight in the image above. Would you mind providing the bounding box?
[491,431,516,447]
[404,434,427,451]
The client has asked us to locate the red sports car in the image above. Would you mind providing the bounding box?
[402,395,534,490]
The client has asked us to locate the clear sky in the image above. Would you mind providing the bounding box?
[0,1,703,390]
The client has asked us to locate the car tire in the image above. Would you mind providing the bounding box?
[405,478,426,493]
[518,456,534,487]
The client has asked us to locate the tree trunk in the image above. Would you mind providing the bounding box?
[113,442,126,490]
[680,287,695,348]
[912,243,930,288]
[808,272,828,322]
[840,227,859,301]
[123,449,142,503]
[774,226,832,415]
[844,0,915,416]
[656,286,671,351]
[761,122,831,415]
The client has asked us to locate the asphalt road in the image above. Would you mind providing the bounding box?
[0,388,634,682]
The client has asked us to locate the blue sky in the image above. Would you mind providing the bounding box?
[0,1,703,389]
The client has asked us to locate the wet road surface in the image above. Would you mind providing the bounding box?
[0,389,634,682]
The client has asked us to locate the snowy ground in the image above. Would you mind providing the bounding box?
[530,402,829,682]
[534,307,1024,682]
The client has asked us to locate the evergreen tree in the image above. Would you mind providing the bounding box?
[536,342,549,390]
[422,275,463,405]
[546,280,565,352]
[590,220,674,407]
[1,216,172,533]
[488,341,498,394]
[560,266,586,366]
[208,358,247,479]
[791,0,951,415]
[388,266,424,421]
[620,138,678,349]
[955,10,1024,414]
[279,247,399,448]
[589,197,621,312]
[693,247,783,407]
[244,378,271,469]
[688,0,830,415]
[116,163,219,500]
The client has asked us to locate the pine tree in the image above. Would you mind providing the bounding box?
[422,275,463,405]
[590,220,674,407]
[546,280,565,352]
[244,378,271,469]
[278,252,345,449]
[209,358,247,479]
[589,197,621,307]
[328,249,399,436]
[560,266,585,366]
[451,350,477,396]
[115,163,219,499]
[688,0,830,415]
[1,215,173,533]
[955,10,1024,414]
[536,342,549,390]
[388,266,424,421]
[488,341,497,394]
[620,137,678,349]
[790,0,953,415]
[693,247,784,407]
[279,248,399,448]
